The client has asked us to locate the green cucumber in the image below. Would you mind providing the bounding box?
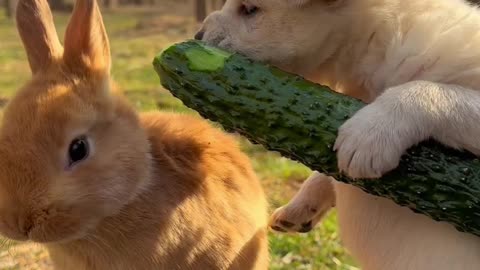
[153,40,480,237]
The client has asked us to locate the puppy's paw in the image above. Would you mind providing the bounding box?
[269,172,335,233]
[334,105,415,179]
[269,204,328,233]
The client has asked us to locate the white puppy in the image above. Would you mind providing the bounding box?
[197,0,480,269]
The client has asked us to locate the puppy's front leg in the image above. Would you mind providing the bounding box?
[335,80,480,179]
[269,171,335,233]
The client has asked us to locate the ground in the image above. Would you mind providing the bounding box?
[0,3,357,269]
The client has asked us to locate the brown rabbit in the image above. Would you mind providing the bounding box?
[0,0,270,269]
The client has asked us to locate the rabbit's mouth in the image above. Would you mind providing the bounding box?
[5,206,98,244]
[0,218,84,243]
[0,202,101,243]
[27,215,98,244]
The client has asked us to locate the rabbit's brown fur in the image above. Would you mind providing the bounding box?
[0,0,269,269]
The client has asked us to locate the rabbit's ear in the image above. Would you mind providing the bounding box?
[16,0,63,74]
[63,0,111,76]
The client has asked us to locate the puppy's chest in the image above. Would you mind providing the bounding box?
[371,46,480,92]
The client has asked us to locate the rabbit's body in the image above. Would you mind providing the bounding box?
[46,112,269,270]
[0,0,269,269]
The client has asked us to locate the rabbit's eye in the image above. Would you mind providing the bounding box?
[68,136,90,165]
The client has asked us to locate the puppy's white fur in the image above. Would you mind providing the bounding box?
[200,0,480,269]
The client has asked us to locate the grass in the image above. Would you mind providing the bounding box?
[0,5,357,270]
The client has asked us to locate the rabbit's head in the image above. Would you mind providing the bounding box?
[0,0,151,243]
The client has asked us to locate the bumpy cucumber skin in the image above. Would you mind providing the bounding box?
[153,40,480,237]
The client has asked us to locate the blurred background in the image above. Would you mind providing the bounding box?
[0,0,360,269]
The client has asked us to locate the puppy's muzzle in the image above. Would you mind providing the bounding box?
[194,30,205,40]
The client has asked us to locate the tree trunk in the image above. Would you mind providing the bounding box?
[49,0,62,9]
[105,0,119,9]
[195,0,206,22]
[212,0,225,11]
[5,0,18,18]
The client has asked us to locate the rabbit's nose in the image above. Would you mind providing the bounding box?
[0,209,30,241]
[18,213,34,236]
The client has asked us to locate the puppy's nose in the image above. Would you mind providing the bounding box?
[194,30,205,40]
